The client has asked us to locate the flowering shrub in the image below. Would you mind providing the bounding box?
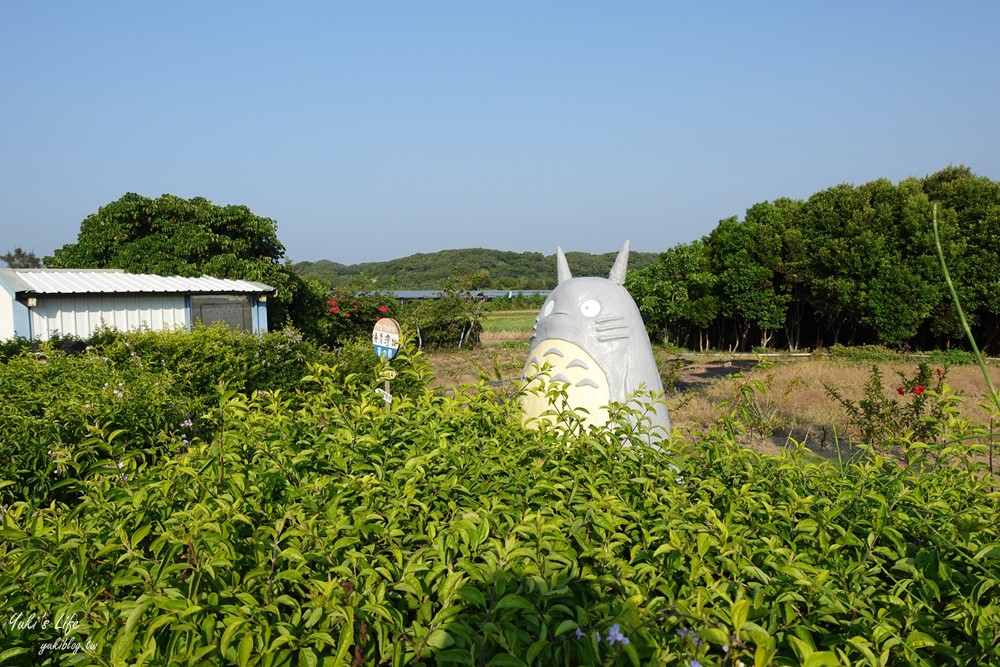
[826,363,954,450]
[320,287,397,345]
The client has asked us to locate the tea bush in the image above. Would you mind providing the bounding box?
[0,326,425,508]
[1,355,998,665]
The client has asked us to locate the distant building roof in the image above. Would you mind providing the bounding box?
[0,269,274,295]
[393,289,551,300]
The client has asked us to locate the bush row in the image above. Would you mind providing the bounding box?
[0,326,423,508]
[1,356,998,665]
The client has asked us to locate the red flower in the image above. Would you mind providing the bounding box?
[379,305,388,314]
[896,387,905,396]
[913,385,926,395]
[330,306,340,314]
[345,313,351,318]
[936,368,942,377]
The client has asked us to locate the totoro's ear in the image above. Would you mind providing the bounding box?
[557,246,572,284]
[608,240,630,285]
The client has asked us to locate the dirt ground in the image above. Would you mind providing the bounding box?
[425,332,1000,467]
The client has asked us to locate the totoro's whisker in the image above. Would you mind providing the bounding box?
[595,316,625,324]
[595,324,629,333]
[597,334,630,342]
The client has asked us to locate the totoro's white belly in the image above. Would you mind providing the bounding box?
[521,338,611,429]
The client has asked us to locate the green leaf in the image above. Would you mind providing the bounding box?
[237,634,253,667]
[486,655,528,667]
[221,619,247,656]
[131,524,151,548]
[426,629,453,650]
[333,621,353,665]
[525,640,547,663]
[904,630,936,649]
[495,595,532,611]
[974,543,1000,560]
[299,647,318,667]
[804,652,843,667]
[111,630,137,665]
[0,648,30,663]
[435,649,474,664]
[554,620,578,636]
[457,586,486,607]
[731,598,750,632]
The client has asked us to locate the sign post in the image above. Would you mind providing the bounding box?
[372,318,401,409]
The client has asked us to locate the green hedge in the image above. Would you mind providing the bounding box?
[0,326,423,508]
[1,362,997,665]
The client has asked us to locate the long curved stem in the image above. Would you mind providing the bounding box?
[931,204,1000,412]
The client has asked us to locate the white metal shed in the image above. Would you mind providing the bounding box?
[0,269,273,341]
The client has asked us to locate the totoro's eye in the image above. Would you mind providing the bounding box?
[542,300,555,317]
[580,299,601,317]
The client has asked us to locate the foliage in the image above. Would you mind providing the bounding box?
[825,364,953,450]
[399,281,484,350]
[625,241,718,350]
[828,344,904,363]
[0,326,429,508]
[42,192,314,332]
[480,310,538,334]
[1,359,999,665]
[0,247,42,268]
[716,359,789,443]
[296,248,660,291]
[482,292,548,312]
[625,167,1000,353]
[317,280,398,346]
[926,349,979,366]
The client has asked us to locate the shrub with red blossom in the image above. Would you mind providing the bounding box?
[319,287,398,346]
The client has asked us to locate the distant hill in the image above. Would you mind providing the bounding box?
[294,247,660,290]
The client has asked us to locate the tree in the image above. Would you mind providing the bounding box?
[625,241,717,350]
[1,247,42,268]
[707,215,789,350]
[45,193,308,330]
[920,166,1000,351]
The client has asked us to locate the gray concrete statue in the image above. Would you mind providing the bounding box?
[521,241,671,443]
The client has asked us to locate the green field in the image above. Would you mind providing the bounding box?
[480,309,538,333]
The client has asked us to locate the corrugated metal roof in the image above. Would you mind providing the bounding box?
[0,269,273,295]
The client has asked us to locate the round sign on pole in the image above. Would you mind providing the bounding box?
[372,318,402,360]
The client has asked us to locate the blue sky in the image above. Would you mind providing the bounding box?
[2,2,998,265]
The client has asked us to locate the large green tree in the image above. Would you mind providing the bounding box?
[626,241,717,349]
[45,193,322,332]
[921,166,1000,349]
[625,167,998,352]
[708,214,790,350]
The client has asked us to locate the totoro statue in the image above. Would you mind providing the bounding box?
[521,241,670,443]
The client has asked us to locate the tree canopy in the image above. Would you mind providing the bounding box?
[45,193,322,331]
[626,166,1000,353]
[46,193,285,275]
[1,247,42,268]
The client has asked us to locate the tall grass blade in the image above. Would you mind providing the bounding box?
[931,204,1000,414]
